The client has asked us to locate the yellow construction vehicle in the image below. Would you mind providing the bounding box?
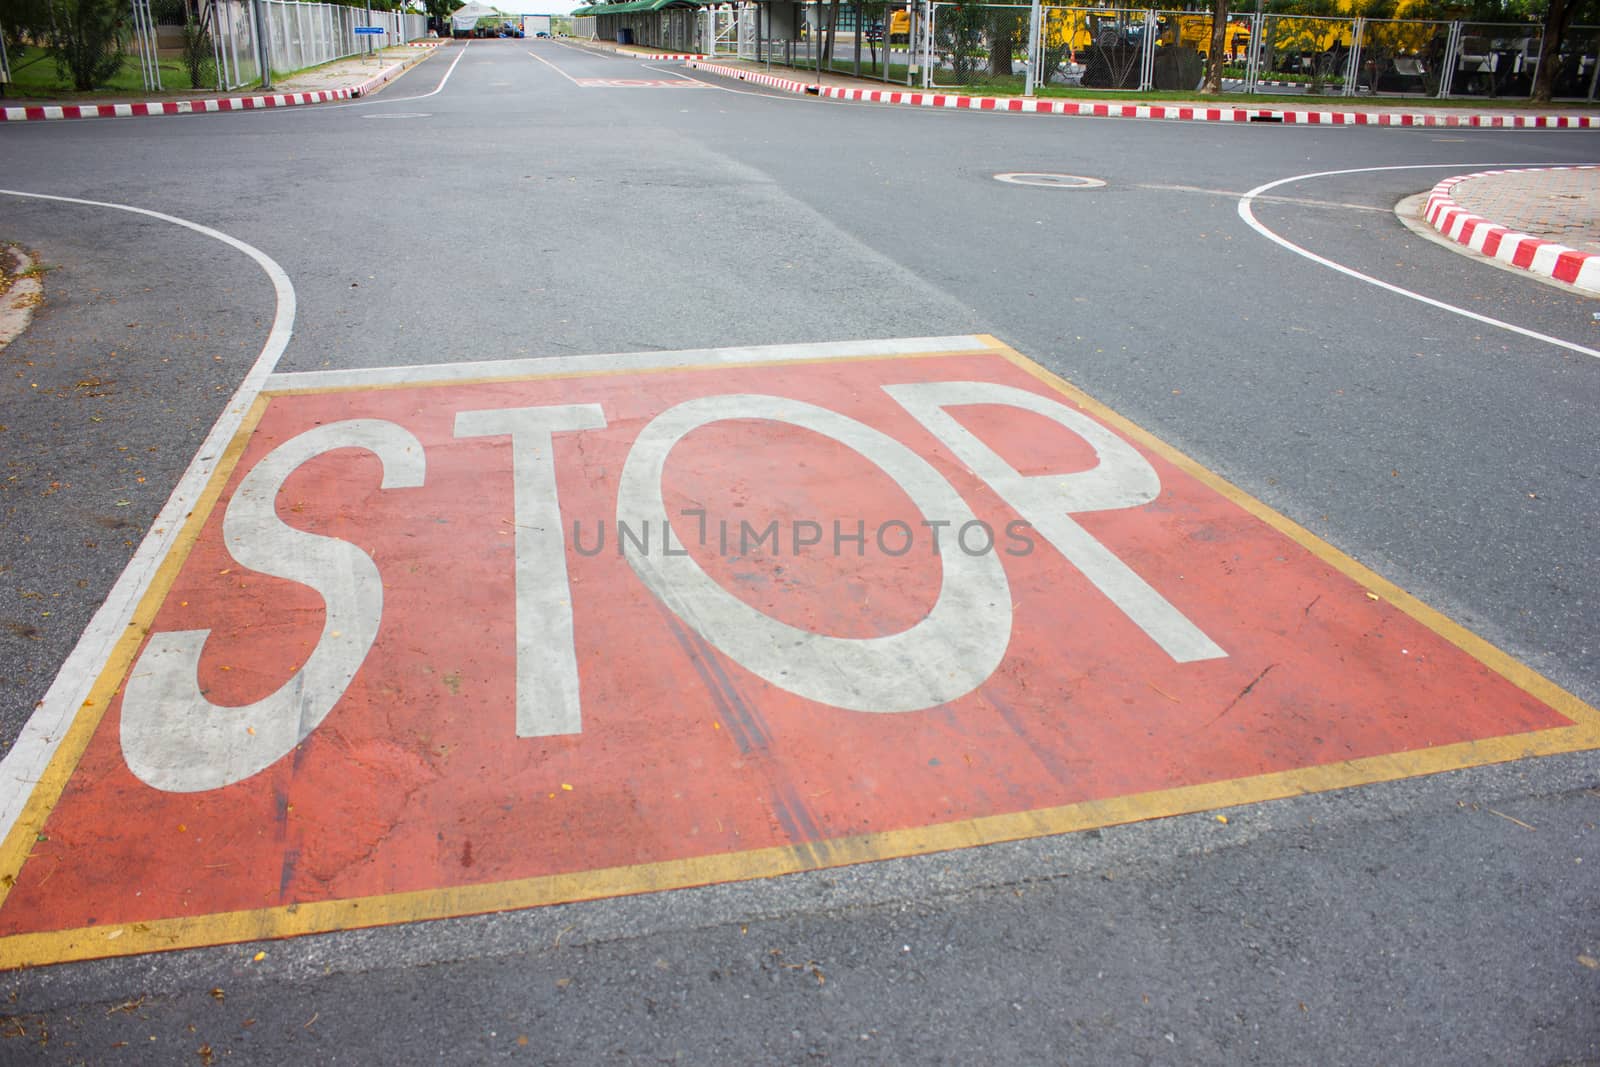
[889,8,910,44]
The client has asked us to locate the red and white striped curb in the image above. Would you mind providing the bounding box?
[407,40,447,47]
[685,59,1599,128]
[352,56,424,96]
[564,40,704,61]
[0,88,351,122]
[1424,166,1600,293]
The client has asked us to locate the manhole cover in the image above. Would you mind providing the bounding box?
[993,173,1106,189]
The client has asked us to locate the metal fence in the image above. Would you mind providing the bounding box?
[261,3,425,77]
[130,0,425,92]
[696,0,1594,100]
[1243,14,1353,93]
[573,0,1598,99]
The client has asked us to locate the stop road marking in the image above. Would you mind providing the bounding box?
[0,335,1593,968]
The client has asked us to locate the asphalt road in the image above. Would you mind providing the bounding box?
[0,39,1597,1064]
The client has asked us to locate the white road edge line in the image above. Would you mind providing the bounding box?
[281,40,471,112]
[1237,161,1600,362]
[0,190,296,844]
[269,334,991,390]
[376,38,470,101]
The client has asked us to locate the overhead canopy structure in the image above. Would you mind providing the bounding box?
[570,0,697,16]
[452,1,515,32]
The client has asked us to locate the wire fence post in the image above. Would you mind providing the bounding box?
[1024,0,1041,94]
[252,0,273,87]
[1341,16,1361,96]
[1244,9,1262,92]
[1139,8,1155,90]
[922,0,933,87]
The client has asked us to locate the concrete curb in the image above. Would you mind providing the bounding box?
[0,44,436,122]
[0,247,44,352]
[0,89,351,122]
[1423,166,1600,294]
[351,47,436,96]
[564,40,705,61]
[683,59,1599,128]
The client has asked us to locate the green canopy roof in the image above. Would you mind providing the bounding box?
[572,0,696,14]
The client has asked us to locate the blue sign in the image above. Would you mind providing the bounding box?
[354,26,386,34]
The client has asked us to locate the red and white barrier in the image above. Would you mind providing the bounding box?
[0,89,351,122]
[684,60,1600,129]
[1424,167,1600,293]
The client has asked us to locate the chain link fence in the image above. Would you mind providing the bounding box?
[1551,24,1600,97]
[692,1,1598,101]
[260,3,423,78]
[150,0,427,91]
[1357,17,1449,96]
[1448,21,1541,96]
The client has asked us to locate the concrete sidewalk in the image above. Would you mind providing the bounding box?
[0,42,446,121]
[1448,167,1600,255]
[1423,166,1600,292]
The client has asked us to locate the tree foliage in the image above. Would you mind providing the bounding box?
[3,0,53,53]
[46,0,127,92]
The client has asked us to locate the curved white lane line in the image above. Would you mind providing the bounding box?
[0,190,295,843]
[363,39,471,103]
[1237,161,1600,362]
[286,40,471,112]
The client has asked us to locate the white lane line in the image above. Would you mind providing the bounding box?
[1139,183,1393,214]
[526,48,582,85]
[387,39,470,100]
[1237,162,1600,362]
[270,334,992,390]
[0,190,296,843]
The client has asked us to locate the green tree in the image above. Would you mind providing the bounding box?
[46,0,127,92]
[3,0,53,54]
[935,0,988,83]
[1201,0,1229,91]
[1531,0,1600,99]
[987,5,1025,77]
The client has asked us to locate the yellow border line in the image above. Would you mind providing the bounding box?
[0,396,271,916]
[987,335,1599,731]
[0,338,1594,971]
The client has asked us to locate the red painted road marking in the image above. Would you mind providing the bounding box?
[573,78,711,88]
[0,336,1592,967]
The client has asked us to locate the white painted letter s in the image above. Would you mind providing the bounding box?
[120,420,425,793]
